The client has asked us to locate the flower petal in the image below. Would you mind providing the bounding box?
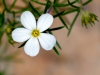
[12,28,31,42]
[37,13,53,32]
[21,11,36,30]
[24,37,40,57]
[38,33,56,50]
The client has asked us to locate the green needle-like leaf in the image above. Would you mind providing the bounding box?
[44,0,51,13]
[31,0,46,5]
[56,41,62,50]
[53,10,65,18]
[83,0,92,6]
[12,11,15,24]
[29,2,41,17]
[53,46,60,55]
[0,29,4,43]
[62,9,78,15]
[53,6,69,30]
[53,0,58,4]
[18,41,27,48]
[45,26,65,32]
[55,1,77,7]
[67,0,79,8]
[15,8,29,13]
[0,9,5,27]
[9,0,17,10]
[67,10,80,36]
[2,0,9,12]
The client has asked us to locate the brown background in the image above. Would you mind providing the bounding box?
[2,0,100,75]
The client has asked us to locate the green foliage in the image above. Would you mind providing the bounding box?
[18,41,27,48]
[29,2,41,16]
[68,10,80,36]
[44,0,51,13]
[53,47,60,55]
[53,6,69,29]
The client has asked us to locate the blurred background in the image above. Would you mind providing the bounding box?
[0,0,100,75]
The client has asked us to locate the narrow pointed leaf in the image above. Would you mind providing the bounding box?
[44,0,51,13]
[2,0,9,11]
[67,11,80,36]
[56,41,62,50]
[9,0,17,10]
[29,2,41,17]
[53,10,65,18]
[53,0,58,4]
[18,41,27,48]
[67,0,79,8]
[31,0,46,5]
[53,47,60,55]
[62,9,78,15]
[12,11,15,25]
[0,30,4,43]
[55,1,77,7]
[45,26,64,31]
[0,9,5,27]
[83,0,92,6]
[15,8,29,13]
[53,6,69,29]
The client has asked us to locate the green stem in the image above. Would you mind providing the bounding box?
[67,0,79,8]
[2,0,9,12]
[67,10,80,36]
[9,0,17,11]
[54,1,77,7]
[62,9,79,15]
[29,2,41,16]
[31,0,46,5]
[53,6,69,30]
[83,0,92,6]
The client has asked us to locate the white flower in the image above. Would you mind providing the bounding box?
[12,11,56,57]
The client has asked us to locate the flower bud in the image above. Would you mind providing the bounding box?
[5,26,12,34]
[81,10,98,27]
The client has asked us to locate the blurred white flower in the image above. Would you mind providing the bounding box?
[12,11,56,57]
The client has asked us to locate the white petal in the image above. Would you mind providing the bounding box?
[37,13,53,32]
[38,33,56,50]
[21,11,36,30]
[12,28,31,42]
[24,37,40,57]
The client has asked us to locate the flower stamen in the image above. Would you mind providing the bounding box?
[32,29,40,38]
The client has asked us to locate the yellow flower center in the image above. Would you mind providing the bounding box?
[6,26,12,34]
[32,29,40,38]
